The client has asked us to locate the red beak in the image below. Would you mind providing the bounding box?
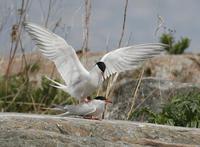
[105,99,112,104]
[102,72,105,81]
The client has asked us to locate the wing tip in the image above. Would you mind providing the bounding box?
[23,21,33,28]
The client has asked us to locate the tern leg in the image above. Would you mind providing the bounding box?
[79,99,87,104]
[83,115,92,119]
[91,117,101,120]
[83,115,101,120]
[79,96,91,103]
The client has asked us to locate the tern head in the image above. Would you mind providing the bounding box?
[96,62,106,80]
[96,62,106,73]
[94,96,112,103]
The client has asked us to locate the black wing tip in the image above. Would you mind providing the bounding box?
[23,22,39,30]
[23,21,31,27]
[23,22,34,32]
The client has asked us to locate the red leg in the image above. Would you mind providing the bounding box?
[80,97,90,103]
[83,115,101,120]
[83,115,92,119]
[91,117,100,120]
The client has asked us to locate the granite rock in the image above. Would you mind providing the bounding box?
[0,113,200,147]
[106,78,200,120]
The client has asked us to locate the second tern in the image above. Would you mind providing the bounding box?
[51,96,111,120]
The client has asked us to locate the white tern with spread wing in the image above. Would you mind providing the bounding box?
[24,22,166,101]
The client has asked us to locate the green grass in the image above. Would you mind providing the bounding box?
[160,33,190,54]
[0,73,76,113]
[130,92,200,128]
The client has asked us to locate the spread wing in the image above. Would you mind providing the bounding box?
[24,22,89,85]
[100,43,166,79]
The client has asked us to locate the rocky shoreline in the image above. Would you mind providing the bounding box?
[0,113,199,147]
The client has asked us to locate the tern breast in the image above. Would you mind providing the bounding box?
[67,73,98,100]
[88,100,105,118]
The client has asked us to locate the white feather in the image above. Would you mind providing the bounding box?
[100,43,166,78]
[24,22,166,101]
[24,22,89,86]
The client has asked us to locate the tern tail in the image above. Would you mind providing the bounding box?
[45,76,67,91]
[57,111,70,117]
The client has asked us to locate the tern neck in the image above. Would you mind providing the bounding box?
[90,99,106,106]
[89,65,104,87]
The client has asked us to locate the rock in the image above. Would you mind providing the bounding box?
[0,113,200,146]
[0,51,104,77]
[3,53,200,84]
[144,54,200,83]
[106,77,200,120]
[102,54,200,86]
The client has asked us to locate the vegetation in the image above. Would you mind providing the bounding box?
[160,33,190,54]
[0,63,76,113]
[0,0,197,131]
[131,92,200,128]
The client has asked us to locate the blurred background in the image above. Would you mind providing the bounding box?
[0,0,200,56]
[1,0,200,128]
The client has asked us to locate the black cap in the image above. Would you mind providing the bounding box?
[94,96,106,101]
[96,62,106,73]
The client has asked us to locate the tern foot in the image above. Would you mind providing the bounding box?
[83,116,92,119]
[83,115,101,120]
[91,117,101,120]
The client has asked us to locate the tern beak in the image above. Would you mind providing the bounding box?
[105,99,112,104]
[102,72,105,80]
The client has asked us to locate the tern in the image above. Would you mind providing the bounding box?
[24,22,166,102]
[51,96,111,120]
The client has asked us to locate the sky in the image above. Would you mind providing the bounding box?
[0,0,200,55]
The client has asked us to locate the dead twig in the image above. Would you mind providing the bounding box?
[45,0,53,27]
[103,0,129,119]
[127,67,144,120]
[118,0,129,48]
[5,0,30,77]
[154,15,165,36]
[80,0,92,64]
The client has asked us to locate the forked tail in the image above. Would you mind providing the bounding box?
[45,76,67,91]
